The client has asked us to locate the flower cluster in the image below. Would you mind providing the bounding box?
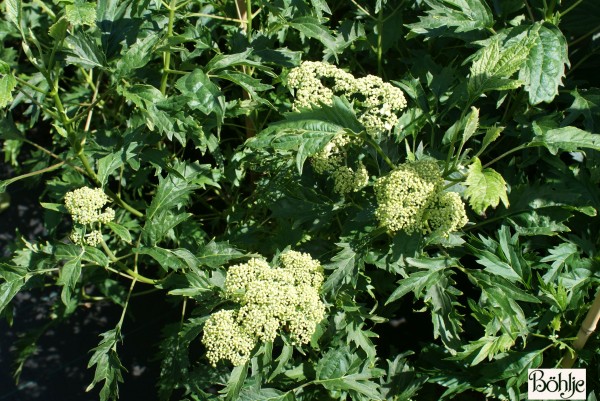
[64,187,114,246]
[310,134,369,195]
[202,251,325,366]
[374,160,467,236]
[287,61,407,134]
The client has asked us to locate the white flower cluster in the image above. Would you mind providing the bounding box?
[202,251,325,366]
[64,187,114,246]
[286,61,407,134]
[310,134,369,195]
[374,160,467,236]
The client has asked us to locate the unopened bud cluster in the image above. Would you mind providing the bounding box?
[310,134,369,195]
[374,160,467,236]
[287,61,407,134]
[202,251,325,366]
[64,187,114,246]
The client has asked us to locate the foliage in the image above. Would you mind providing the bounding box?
[1,0,600,400]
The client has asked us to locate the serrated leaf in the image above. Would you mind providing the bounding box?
[137,247,198,271]
[55,246,83,306]
[115,34,160,76]
[323,243,359,295]
[65,1,97,27]
[205,49,268,74]
[476,126,503,156]
[464,157,509,215]
[86,328,125,401]
[0,74,17,109]
[564,89,600,133]
[540,242,578,283]
[214,72,273,103]
[407,0,493,39]
[520,23,568,105]
[5,0,22,31]
[529,125,600,155]
[175,69,224,124]
[238,388,294,401]
[468,27,538,97]
[49,16,69,40]
[142,211,191,246]
[288,17,340,56]
[462,106,479,145]
[221,362,248,401]
[196,240,246,268]
[0,264,28,315]
[65,33,106,68]
[106,222,132,244]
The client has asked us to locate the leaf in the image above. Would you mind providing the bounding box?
[65,33,106,68]
[214,72,273,103]
[455,334,515,366]
[468,27,538,97]
[115,34,161,76]
[86,328,125,401]
[221,362,248,401]
[407,0,493,39]
[0,264,28,315]
[205,49,269,74]
[5,0,22,31]
[476,126,503,157]
[464,157,509,215]
[529,125,600,155]
[49,16,69,40]
[175,69,225,124]
[519,23,568,105]
[106,222,132,244]
[196,240,246,269]
[461,106,479,145]
[65,1,97,27]
[56,246,83,306]
[0,73,17,109]
[540,242,578,283]
[322,243,359,295]
[238,388,294,401]
[248,97,362,173]
[146,161,207,220]
[386,261,446,305]
[288,17,340,56]
[137,247,198,271]
[142,211,191,246]
[564,89,600,133]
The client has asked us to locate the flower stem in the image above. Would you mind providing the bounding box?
[160,0,177,95]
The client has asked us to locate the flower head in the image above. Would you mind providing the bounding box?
[64,187,114,246]
[203,251,326,366]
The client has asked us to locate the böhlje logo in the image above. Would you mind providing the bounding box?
[528,369,586,400]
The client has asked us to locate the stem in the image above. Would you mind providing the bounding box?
[15,76,48,95]
[160,0,177,95]
[1,161,65,188]
[561,288,600,368]
[100,239,158,285]
[363,133,395,169]
[117,275,136,329]
[569,26,600,47]
[246,0,252,38]
[187,12,244,23]
[560,0,584,17]
[482,144,528,168]
[377,7,383,77]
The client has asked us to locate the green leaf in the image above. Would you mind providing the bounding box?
[248,97,362,173]
[461,106,479,145]
[142,211,191,246]
[65,1,97,27]
[238,388,294,401]
[196,240,246,268]
[464,157,509,215]
[455,334,515,366]
[0,264,28,315]
[323,243,359,295]
[65,33,106,68]
[288,17,340,56]
[115,34,161,77]
[137,247,198,271]
[386,260,447,305]
[49,16,69,40]
[540,242,578,283]
[564,89,600,132]
[205,49,270,74]
[407,0,493,39]
[468,27,538,97]
[56,246,84,307]
[86,328,125,401]
[146,161,209,220]
[5,0,22,31]
[0,73,17,109]
[519,23,568,105]
[476,126,503,157]
[529,125,600,155]
[221,362,249,401]
[175,69,225,124]
[214,72,273,103]
[106,222,132,244]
